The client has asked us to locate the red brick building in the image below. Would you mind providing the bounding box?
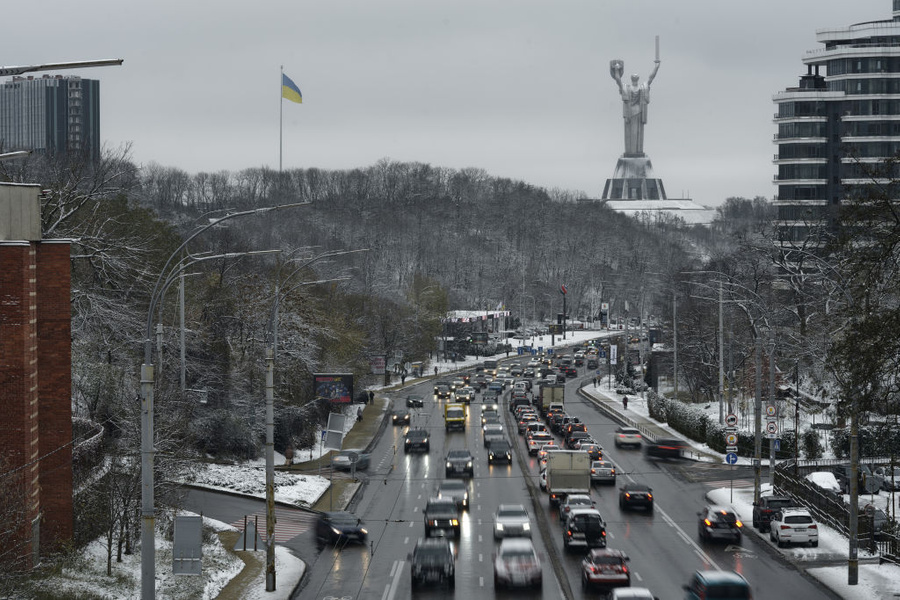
[0,183,72,569]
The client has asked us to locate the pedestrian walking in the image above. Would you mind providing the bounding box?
[368,390,374,404]
[434,366,438,376]
[357,406,364,422]
[593,376,598,387]
[622,395,628,410]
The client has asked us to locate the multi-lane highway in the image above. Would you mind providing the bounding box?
[294,362,840,600]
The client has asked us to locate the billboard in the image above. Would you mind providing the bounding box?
[314,373,354,404]
[471,332,489,344]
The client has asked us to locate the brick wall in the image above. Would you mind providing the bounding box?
[36,241,73,552]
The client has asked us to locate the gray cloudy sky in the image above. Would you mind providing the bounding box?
[5,1,889,206]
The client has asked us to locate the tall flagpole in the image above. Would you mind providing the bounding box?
[279,65,283,173]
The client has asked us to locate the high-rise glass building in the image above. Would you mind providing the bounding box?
[0,74,100,162]
[774,1,900,244]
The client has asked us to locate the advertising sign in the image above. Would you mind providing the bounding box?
[609,344,618,365]
[472,332,489,344]
[370,355,385,375]
[314,373,354,404]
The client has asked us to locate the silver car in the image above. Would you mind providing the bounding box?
[590,460,616,485]
[493,504,532,539]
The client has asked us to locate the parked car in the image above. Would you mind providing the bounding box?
[315,511,367,548]
[493,538,542,590]
[404,428,430,453]
[614,426,642,448]
[683,570,751,600]
[833,463,883,494]
[697,505,743,544]
[438,478,469,511]
[619,482,653,512]
[644,437,688,459]
[406,394,424,408]
[876,466,900,492]
[751,495,793,532]
[805,471,841,495]
[493,504,532,539]
[591,460,616,485]
[563,508,607,551]
[423,498,461,538]
[332,448,370,470]
[409,537,455,589]
[769,508,818,547]
[445,449,474,477]
[580,548,630,591]
[391,409,410,426]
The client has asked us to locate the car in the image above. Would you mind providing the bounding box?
[524,422,548,438]
[438,478,470,511]
[619,482,653,512]
[493,503,532,539]
[484,429,506,449]
[559,493,595,520]
[876,466,900,492]
[434,384,452,399]
[472,374,488,389]
[481,408,500,425]
[538,468,548,491]
[751,495,793,531]
[404,428,430,453]
[518,417,540,435]
[482,388,500,404]
[523,368,535,378]
[493,538,542,590]
[610,588,659,600]
[614,426,642,448]
[564,422,588,438]
[683,570,751,600]
[566,431,592,449]
[697,505,743,544]
[833,463,883,494]
[483,423,505,446]
[454,386,476,403]
[409,537,455,589]
[450,378,465,392]
[445,449,474,477]
[527,432,554,455]
[563,508,607,551]
[564,366,578,378]
[391,409,410,426]
[537,443,560,462]
[805,471,841,495]
[488,439,512,464]
[406,394,424,408]
[576,442,603,460]
[509,365,524,376]
[332,448,370,470]
[864,504,889,539]
[423,497,461,537]
[580,548,630,591]
[769,507,818,547]
[644,437,688,459]
[591,460,616,485]
[315,511,368,548]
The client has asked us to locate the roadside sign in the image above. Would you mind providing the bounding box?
[725,413,738,427]
[766,421,778,435]
[774,439,781,451]
[725,453,738,465]
[725,433,738,446]
[726,445,738,453]
[766,404,777,418]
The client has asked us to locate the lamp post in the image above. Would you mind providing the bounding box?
[140,203,304,600]
[262,248,364,591]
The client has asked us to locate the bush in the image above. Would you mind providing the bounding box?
[802,428,823,459]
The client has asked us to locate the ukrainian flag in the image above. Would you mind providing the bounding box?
[282,73,302,104]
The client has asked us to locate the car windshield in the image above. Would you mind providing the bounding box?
[497,507,526,518]
[328,513,360,526]
[784,515,813,524]
[591,555,621,565]
[712,511,738,524]
[706,584,750,598]
[501,548,535,559]
[491,442,511,451]
[448,450,470,459]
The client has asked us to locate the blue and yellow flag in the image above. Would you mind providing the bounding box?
[282,73,303,104]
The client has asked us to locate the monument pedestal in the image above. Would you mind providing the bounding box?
[601,154,667,201]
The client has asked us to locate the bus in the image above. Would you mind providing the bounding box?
[483,359,499,376]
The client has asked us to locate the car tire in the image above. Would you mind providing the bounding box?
[811,540,818,548]
[769,530,775,542]
[619,498,626,510]
[777,537,786,548]
[582,573,589,591]
[411,575,418,589]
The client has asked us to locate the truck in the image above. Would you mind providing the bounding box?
[538,383,565,416]
[444,402,467,431]
[545,450,591,508]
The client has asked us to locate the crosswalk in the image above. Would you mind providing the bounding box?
[230,507,317,543]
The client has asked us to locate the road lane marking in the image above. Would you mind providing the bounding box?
[657,504,721,570]
[381,559,404,600]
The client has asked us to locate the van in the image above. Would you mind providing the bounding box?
[683,570,751,600]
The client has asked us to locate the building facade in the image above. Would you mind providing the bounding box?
[0,74,100,162]
[774,1,900,244]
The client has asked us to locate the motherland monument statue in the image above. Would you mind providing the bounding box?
[601,35,668,201]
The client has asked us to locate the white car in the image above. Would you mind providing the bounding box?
[805,471,841,494]
[559,493,595,521]
[613,426,642,448]
[610,587,658,600]
[493,504,532,539]
[770,508,818,547]
[493,538,542,589]
[527,432,554,455]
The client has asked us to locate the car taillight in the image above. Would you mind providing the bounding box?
[780,524,791,530]
[809,524,817,529]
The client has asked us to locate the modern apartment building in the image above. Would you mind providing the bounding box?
[0,74,100,162]
[774,1,900,245]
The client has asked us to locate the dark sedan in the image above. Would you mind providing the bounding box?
[406,394,424,408]
[644,437,688,459]
[315,511,368,548]
[391,409,410,426]
[619,482,653,512]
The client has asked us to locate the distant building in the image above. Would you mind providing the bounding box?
[0,74,101,162]
[773,1,900,245]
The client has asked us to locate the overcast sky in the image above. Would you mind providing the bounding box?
[4,1,890,206]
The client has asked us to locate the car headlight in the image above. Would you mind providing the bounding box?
[331,527,341,535]
[466,461,472,468]
[360,528,368,535]
[495,524,504,531]
[422,438,428,444]
[451,519,459,526]
[523,523,530,531]
[446,462,452,468]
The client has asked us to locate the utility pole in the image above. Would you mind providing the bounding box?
[849,394,860,584]
[673,290,678,398]
[753,332,762,504]
[769,327,776,491]
[718,282,725,425]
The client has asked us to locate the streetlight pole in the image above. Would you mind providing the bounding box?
[140,203,304,600]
